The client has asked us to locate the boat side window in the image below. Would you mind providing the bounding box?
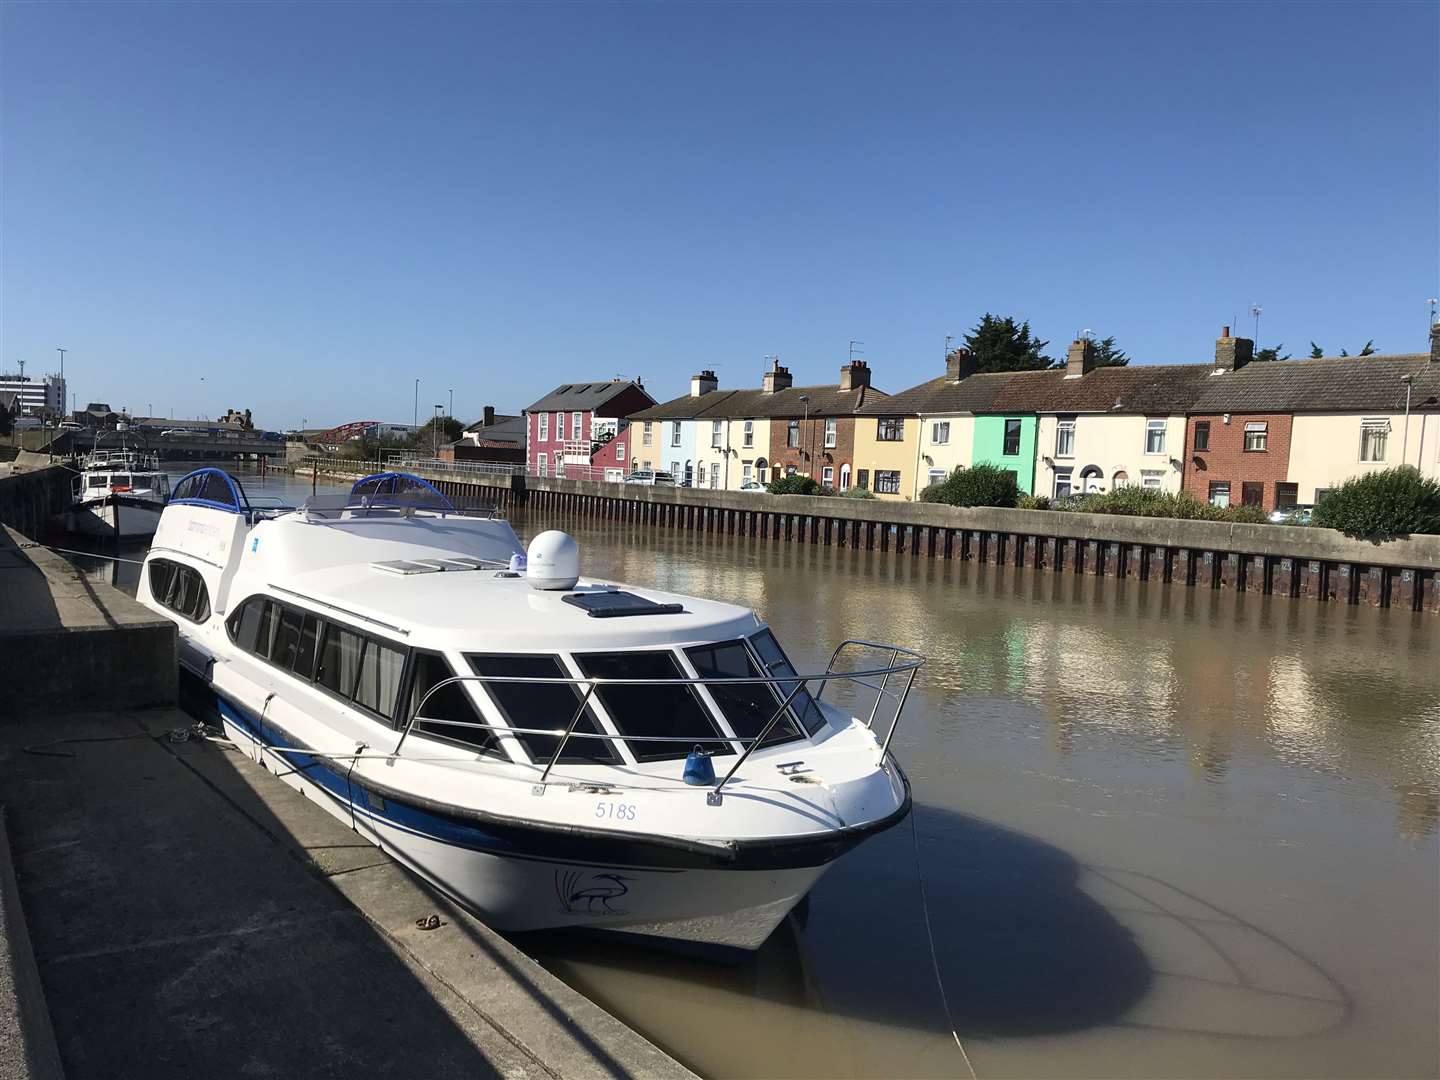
[272,606,320,677]
[572,651,725,762]
[353,637,405,718]
[686,641,802,748]
[467,654,618,764]
[148,558,211,623]
[227,596,273,653]
[88,475,107,489]
[316,622,365,700]
[407,651,501,755]
[748,629,826,735]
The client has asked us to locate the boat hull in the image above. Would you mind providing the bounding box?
[206,687,872,951]
[65,498,164,539]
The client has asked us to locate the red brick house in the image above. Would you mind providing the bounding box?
[523,379,654,477]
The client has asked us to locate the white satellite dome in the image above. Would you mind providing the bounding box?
[526,530,580,591]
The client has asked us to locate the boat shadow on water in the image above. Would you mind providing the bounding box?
[515,801,1351,1046]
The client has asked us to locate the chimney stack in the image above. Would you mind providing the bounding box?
[839,359,871,391]
[1430,322,1440,363]
[1214,326,1254,372]
[945,348,977,381]
[690,369,719,396]
[761,358,793,393]
[483,405,495,427]
[1065,338,1096,378]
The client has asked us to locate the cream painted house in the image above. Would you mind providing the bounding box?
[1034,413,1188,497]
[1288,411,1440,503]
[851,415,920,499]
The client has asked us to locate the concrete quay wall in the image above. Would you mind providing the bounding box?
[303,461,1440,613]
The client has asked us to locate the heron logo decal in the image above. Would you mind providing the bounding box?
[556,869,631,916]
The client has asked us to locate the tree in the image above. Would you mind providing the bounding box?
[1252,343,1292,362]
[1090,335,1128,367]
[1310,340,1378,358]
[963,314,1054,372]
[1310,342,1324,359]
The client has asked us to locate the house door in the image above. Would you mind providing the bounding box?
[839,463,851,490]
[1081,466,1103,493]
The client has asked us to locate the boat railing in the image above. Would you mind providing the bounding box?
[393,640,923,804]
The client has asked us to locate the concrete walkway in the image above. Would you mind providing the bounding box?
[0,708,693,1080]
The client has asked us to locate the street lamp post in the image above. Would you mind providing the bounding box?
[449,388,454,420]
[434,405,443,456]
[414,380,420,427]
[797,394,811,476]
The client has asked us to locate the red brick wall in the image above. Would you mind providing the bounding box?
[768,417,856,488]
[1183,413,1293,511]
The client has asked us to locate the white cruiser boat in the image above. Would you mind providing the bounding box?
[138,468,919,952]
[67,447,170,539]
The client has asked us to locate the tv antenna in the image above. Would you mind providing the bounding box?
[849,340,864,362]
[16,358,25,381]
[1250,303,1262,342]
[1428,298,1438,328]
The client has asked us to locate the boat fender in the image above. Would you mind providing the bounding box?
[526,531,579,591]
[682,746,716,786]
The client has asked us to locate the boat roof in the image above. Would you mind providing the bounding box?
[275,563,759,650]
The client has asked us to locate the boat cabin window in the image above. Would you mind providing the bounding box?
[467,654,619,765]
[226,596,408,724]
[87,475,107,489]
[407,651,501,756]
[686,641,802,748]
[148,558,211,623]
[354,637,405,717]
[316,622,365,698]
[573,651,726,762]
[748,629,826,735]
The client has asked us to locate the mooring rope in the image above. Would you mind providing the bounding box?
[910,807,979,1079]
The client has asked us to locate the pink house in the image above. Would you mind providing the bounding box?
[523,379,654,478]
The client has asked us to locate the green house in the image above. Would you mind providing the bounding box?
[971,414,1037,494]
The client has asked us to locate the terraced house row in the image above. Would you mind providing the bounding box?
[616,325,1440,511]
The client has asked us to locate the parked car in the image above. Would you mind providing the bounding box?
[1269,504,1314,525]
[739,481,766,491]
[57,420,84,431]
[623,469,677,486]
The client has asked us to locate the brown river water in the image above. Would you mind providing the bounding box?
[79,468,1440,1078]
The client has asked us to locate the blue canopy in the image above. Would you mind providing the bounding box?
[350,472,455,512]
[170,468,250,512]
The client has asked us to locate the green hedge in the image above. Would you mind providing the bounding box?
[836,486,877,499]
[1056,486,1267,524]
[919,464,1021,508]
[1313,467,1440,539]
[767,474,828,496]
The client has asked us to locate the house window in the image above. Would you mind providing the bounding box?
[572,412,583,440]
[537,453,547,476]
[1359,419,1388,462]
[839,463,850,489]
[1055,418,1075,457]
[695,462,705,487]
[824,418,837,448]
[856,469,870,490]
[822,466,834,487]
[1241,482,1264,507]
[614,442,624,459]
[1208,481,1230,507]
[710,462,720,488]
[756,459,768,483]
[1141,471,1163,490]
[537,413,549,440]
[1002,418,1022,456]
[876,418,904,442]
[1053,469,1073,499]
[554,412,563,439]
[1275,482,1299,509]
[642,421,653,446]
[1193,420,1210,451]
[743,420,754,447]
[671,422,682,447]
[670,460,680,478]
[931,420,950,445]
[875,470,901,494]
[787,420,800,448]
[711,420,722,448]
[1145,419,1166,455]
[742,463,753,486]
[785,464,797,477]
[1243,422,1268,452]
[928,468,947,487]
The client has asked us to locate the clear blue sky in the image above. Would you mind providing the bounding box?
[3,2,1436,429]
